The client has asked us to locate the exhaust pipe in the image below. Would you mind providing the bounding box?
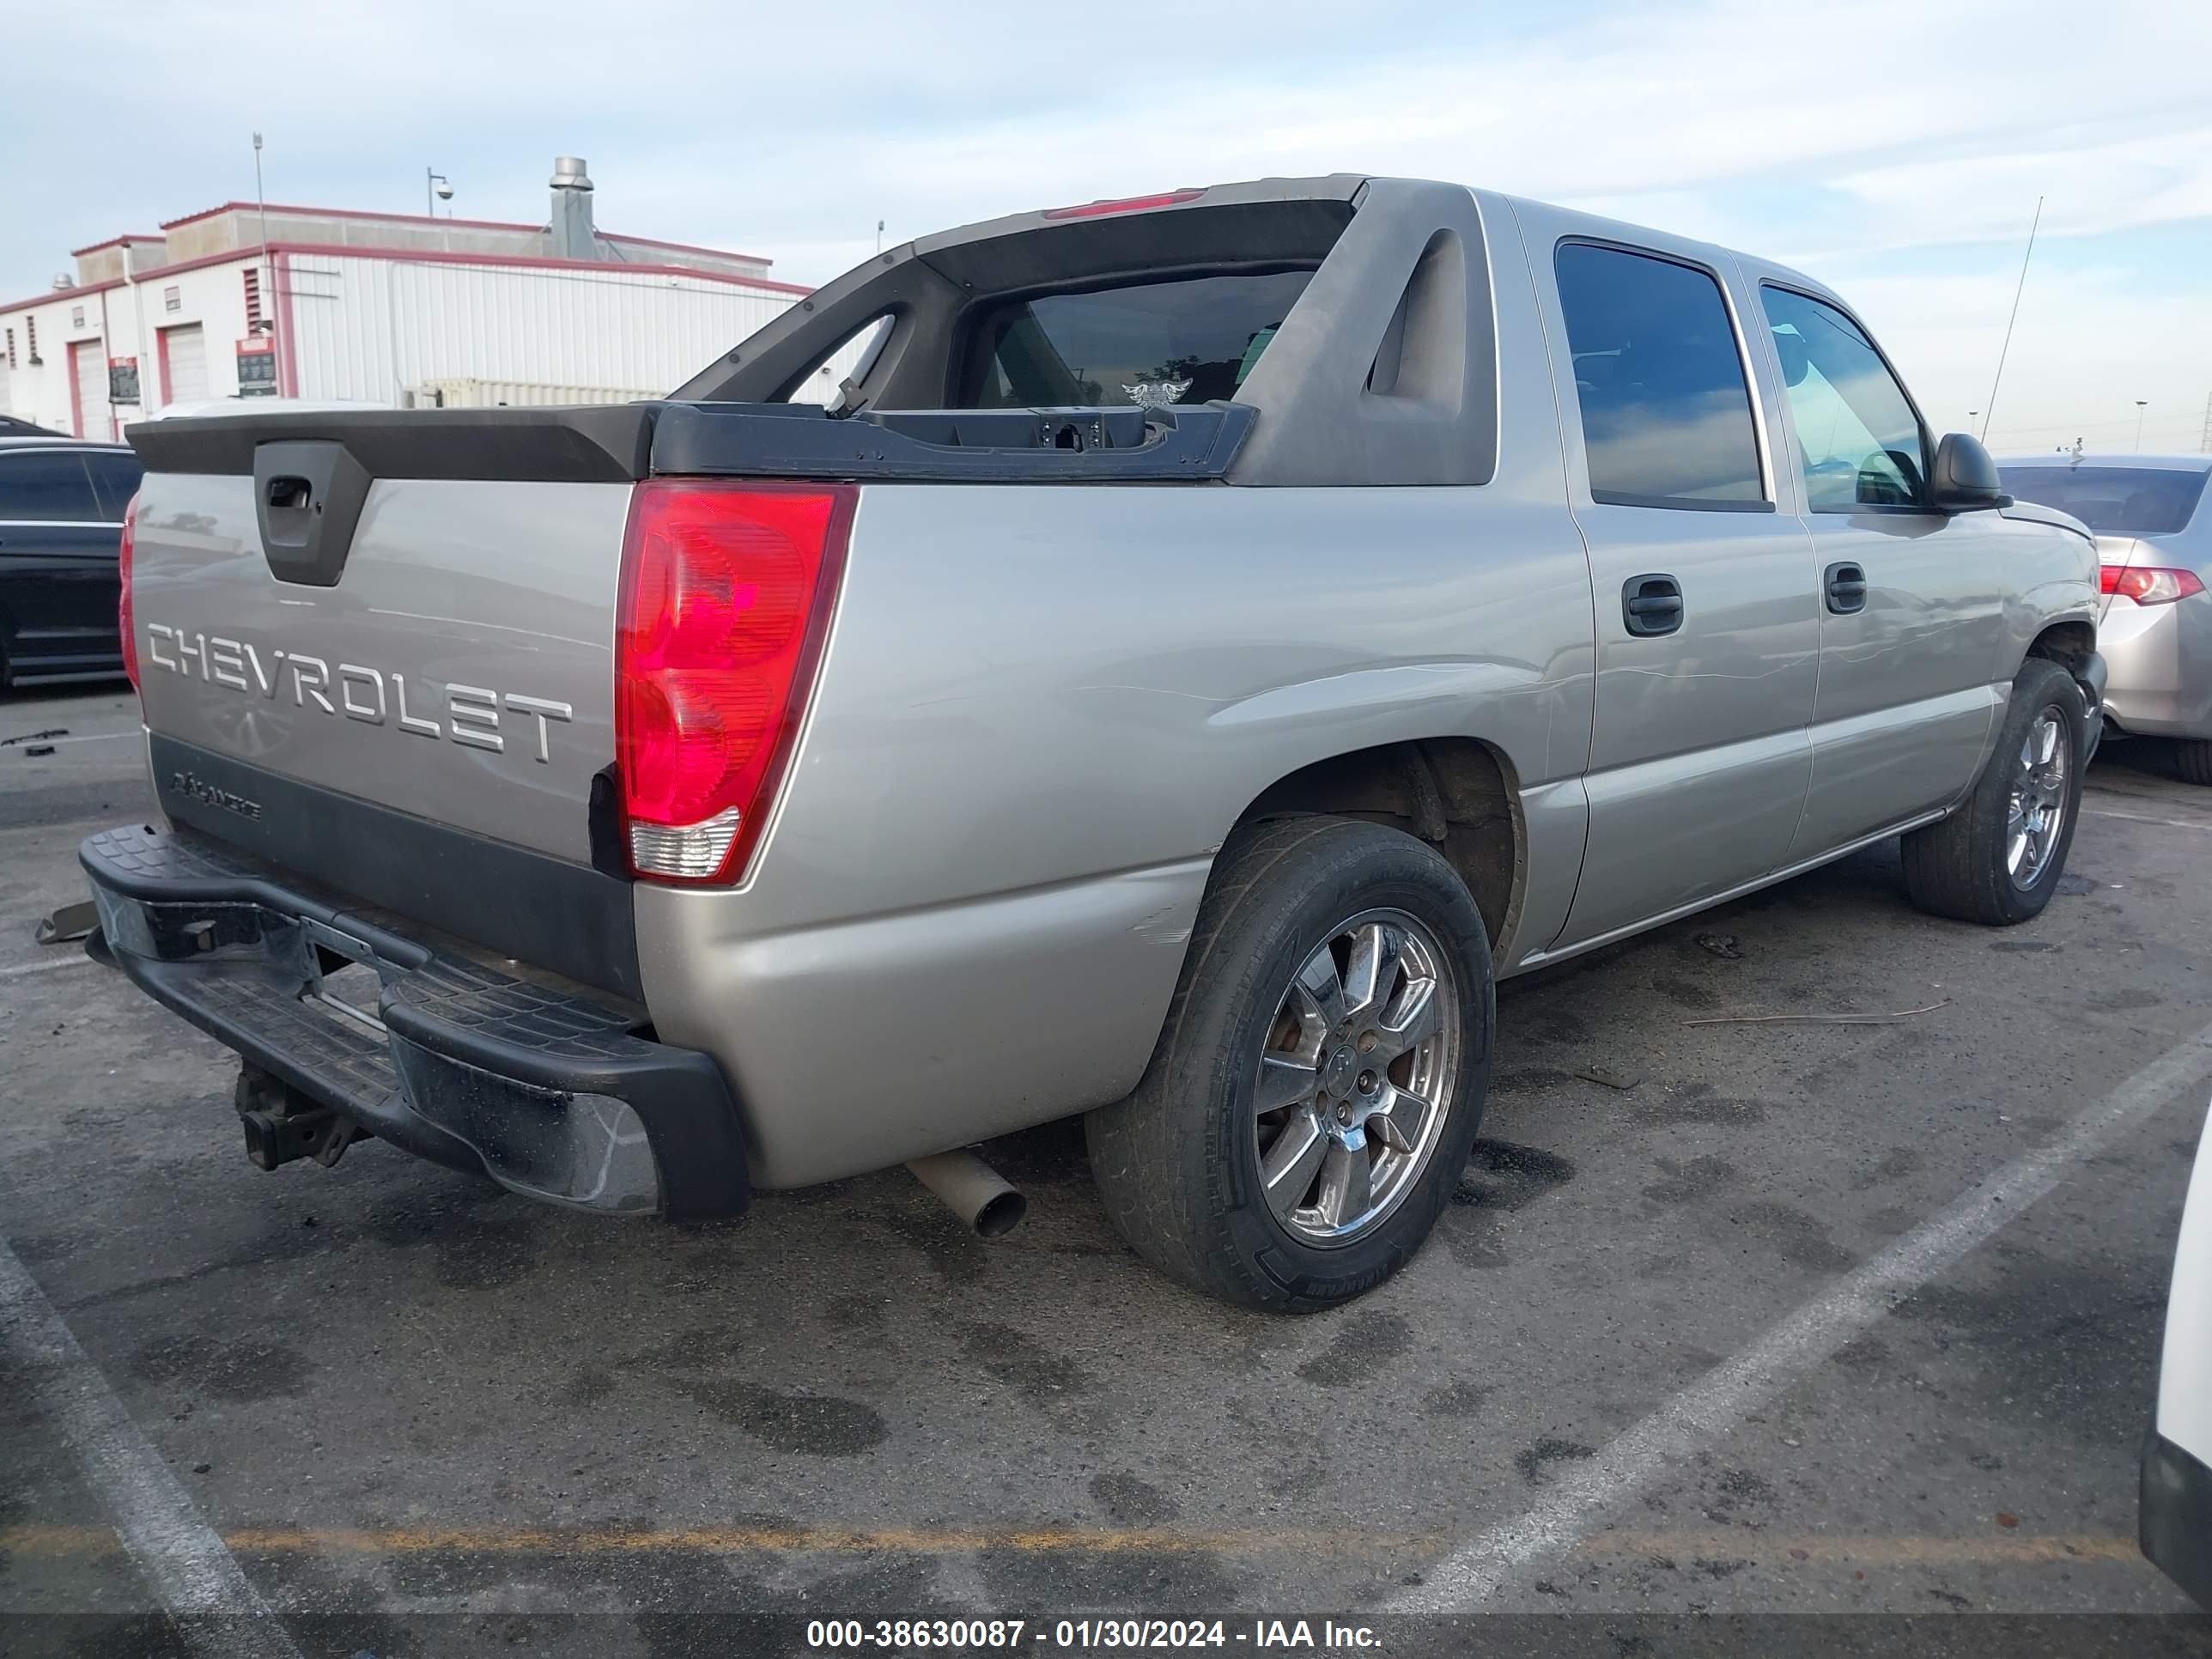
[906,1150,1027,1237]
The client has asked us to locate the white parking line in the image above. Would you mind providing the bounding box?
[1395,1016,2212,1612]
[2087,806,2212,833]
[0,1237,302,1658]
[0,956,96,980]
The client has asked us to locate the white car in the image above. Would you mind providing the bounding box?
[2146,1099,2212,1606]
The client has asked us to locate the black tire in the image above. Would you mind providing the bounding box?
[2176,740,2212,787]
[1900,658,2086,926]
[1086,817,1494,1311]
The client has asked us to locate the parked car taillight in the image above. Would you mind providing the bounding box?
[2100,564,2207,606]
[118,494,140,691]
[614,481,855,884]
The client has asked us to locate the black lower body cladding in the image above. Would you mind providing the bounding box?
[150,733,641,1000]
[79,822,750,1219]
[2142,1430,2212,1610]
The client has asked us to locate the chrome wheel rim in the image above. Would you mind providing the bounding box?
[2007,705,2070,890]
[1251,908,1460,1247]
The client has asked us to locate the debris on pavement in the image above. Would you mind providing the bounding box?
[1575,1064,1644,1091]
[1683,999,1952,1027]
[33,900,98,945]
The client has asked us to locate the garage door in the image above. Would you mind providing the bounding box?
[162,325,209,404]
[72,339,110,441]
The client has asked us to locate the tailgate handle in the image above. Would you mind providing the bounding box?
[252,441,372,588]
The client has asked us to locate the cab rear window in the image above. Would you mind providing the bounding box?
[957,270,1313,410]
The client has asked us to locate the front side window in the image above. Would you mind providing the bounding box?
[0,450,101,521]
[1760,287,1926,510]
[959,270,1312,409]
[1553,243,1765,508]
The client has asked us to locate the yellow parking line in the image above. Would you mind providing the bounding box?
[1,1520,2143,1566]
[1581,1531,2141,1566]
[0,1521,1437,1558]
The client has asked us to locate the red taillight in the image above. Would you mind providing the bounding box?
[118,493,140,691]
[2100,563,2206,605]
[1041,187,1205,220]
[614,481,854,884]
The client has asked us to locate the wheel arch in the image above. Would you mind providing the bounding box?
[2025,617,2103,736]
[2027,617,2096,675]
[1226,736,1529,962]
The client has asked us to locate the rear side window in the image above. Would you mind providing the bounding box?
[1759,287,1926,510]
[959,270,1313,409]
[1554,243,1765,509]
[784,314,892,410]
[0,450,101,521]
[84,451,145,521]
[1998,465,2211,538]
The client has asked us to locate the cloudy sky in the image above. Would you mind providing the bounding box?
[9,0,2208,453]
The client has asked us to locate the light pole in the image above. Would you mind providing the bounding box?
[252,131,277,397]
[425,168,453,218]
[252,132,269,254]
[2135,400,2149,448]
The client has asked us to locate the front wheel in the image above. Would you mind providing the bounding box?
[1086,817,1494,1311]
[1901,657,2087,926]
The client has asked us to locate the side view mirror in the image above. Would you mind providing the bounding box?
[1928,432,2012,513]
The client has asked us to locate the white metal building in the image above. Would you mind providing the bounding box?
[0,158,818,438]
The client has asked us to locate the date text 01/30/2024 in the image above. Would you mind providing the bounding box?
[805,1618,1383,1650]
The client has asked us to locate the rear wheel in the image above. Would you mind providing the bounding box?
[1086,817,1494,1311]
[2176,740,2212,787]
[1901,658,2085,926]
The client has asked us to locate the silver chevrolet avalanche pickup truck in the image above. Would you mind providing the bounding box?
[85,175,2103,1310]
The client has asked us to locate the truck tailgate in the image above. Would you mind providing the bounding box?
[121,407,659,995]
[132,470,624,866]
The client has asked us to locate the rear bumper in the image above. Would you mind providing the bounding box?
[2100,596,2212,739]
[80,823,749,1218]
[2142,1429,2212,1610]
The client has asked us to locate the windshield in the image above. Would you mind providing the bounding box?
[1999,465,2210,537]
[958,270,1312,409]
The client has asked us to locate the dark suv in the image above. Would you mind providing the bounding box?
[0,435,145,686]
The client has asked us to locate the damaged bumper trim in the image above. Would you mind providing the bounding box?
[79,823,749,1219]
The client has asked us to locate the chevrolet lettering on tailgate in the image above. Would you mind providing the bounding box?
[143,623,574,762]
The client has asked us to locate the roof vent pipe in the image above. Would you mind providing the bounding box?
[550,156,596,261]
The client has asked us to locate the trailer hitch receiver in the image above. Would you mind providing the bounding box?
[234,1065,368,1170]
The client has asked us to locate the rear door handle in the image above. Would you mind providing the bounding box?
[1825,561,1869,615]
[1623,574,1684,637]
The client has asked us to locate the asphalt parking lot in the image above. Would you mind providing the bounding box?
[4,683,2212,1657]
